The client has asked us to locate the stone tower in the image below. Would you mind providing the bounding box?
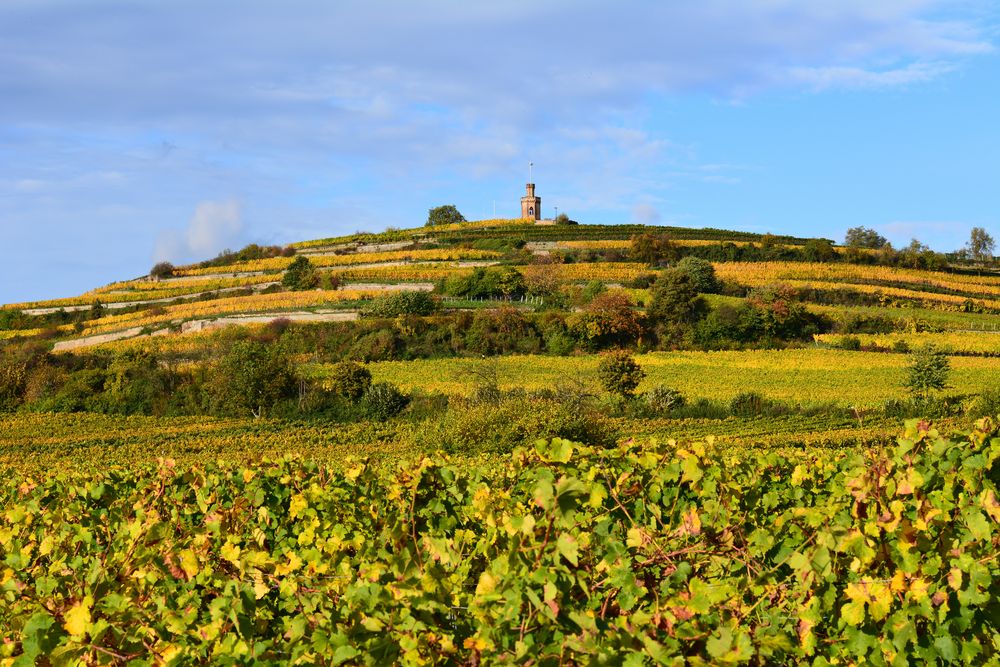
[520,183,541,221]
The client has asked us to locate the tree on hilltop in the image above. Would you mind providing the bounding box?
[845,226,889,249]
[427,205,466,227]
[966,227,996,266]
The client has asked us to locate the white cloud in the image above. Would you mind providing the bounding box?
[154,199,244,263]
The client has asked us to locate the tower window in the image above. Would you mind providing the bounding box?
[528,207,534,216]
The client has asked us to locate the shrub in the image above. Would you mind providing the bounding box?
[904,346,950,400]
[892,339,911,354]
[837,335,862,351]
[326,361,372,402]
[597,350,646,398]
[630,232,678,265]
[209,341,295,418]
[362,382,410,421]
[282,256,320,291]
[445,267,526,300]
[362,291,438,318]
[436,397,616,454]
[644,385,686,414]
[149,262,175,279]
[729,391,768,417]
[966,387,1000,419]
[674,256,719,294]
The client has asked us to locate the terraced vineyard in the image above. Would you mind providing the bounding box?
[2,217,999,663]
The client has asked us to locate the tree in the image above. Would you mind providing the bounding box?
[282,256,320,291]
[211,341,295,418]
[568,292,645,349]
[845,227,888,249]
[674,256,719,293]
[427,205,466,227]
[647,269,707,346]
[629,233,678,266]
[149,262,175,280]
[553,212,577,225]
[905,346,951,401]
[966,227,996,265]
[597,349,646,398]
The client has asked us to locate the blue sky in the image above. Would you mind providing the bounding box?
[1,0,998,304]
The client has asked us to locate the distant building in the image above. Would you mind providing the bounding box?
[520,183,541,221]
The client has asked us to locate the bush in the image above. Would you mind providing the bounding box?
[362,382,410,421]
[674,256,719,294]
[149,262,175,279]
[436,397,617,454]
[209,341,295,418]
[966,388,1000,419]
[729,391,768,417]
[644,385,686,414]
[326,361,372,402]
[362,291,438,318]
[837,335,862,351]
[904,346,950,400]
[597,350,646,398]
[445,267,525,300]
[630,232,678,265]
[282,256,320,291]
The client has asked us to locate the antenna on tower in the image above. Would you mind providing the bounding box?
[529,161,533,183]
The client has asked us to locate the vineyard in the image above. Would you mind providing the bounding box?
[310,349,1000,407]
[2,216,1000,663]
[1,420,997,663]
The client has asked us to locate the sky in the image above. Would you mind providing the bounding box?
[1,0,999,305]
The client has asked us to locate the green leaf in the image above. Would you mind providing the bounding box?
[841,600,866,626]
[556,533,579,566]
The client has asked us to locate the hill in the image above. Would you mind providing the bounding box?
[2,218,999,663]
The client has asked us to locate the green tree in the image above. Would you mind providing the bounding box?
[427,205,466,227]
[211,341,295,418]
[844,227,888,249]
[597,349,646,398]
[966,227,996,265]
[904,346,951,401]
[674,256,719,294]
[647,269,707,346]
[282,256,320,291]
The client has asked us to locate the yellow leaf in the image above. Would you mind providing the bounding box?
[220,541,241,564]
[626,527,645,548]
[982,489,1000,522]
[947,568,962,591]
[890,570,906,593]
[63,596,93,636]
[475,571,496,597]
[179,549,200,579]
[908,578,930,601]
[288,494,308,519]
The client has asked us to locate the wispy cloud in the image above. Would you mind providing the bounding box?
[154,200,244,264]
